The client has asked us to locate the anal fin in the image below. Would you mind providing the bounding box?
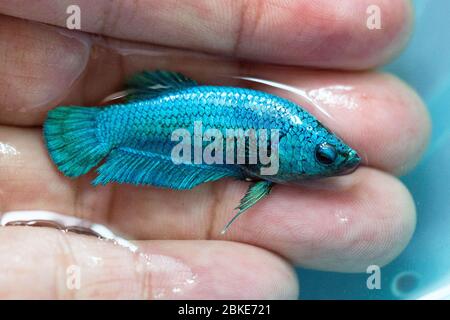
[93,147,239,189]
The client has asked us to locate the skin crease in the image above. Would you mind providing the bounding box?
[0,0,411,68]
[0,0,431,299]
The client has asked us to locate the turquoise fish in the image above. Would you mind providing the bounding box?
[44,70,360,233]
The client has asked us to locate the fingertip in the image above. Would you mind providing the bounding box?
[0,227,298,299]
[380,73,431,175]
[378,170,417,265]
[222,167,417,273]
[346,0,414,69]
[239,68,430,175]
[159,241,300,300]
[348,72,431,175]
[275,0,414,69]
[306,169,417,271]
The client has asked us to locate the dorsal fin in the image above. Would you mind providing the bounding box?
[124,70,198,102]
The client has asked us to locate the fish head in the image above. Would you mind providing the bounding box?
[247,121,361,183]
[296,124,361,179]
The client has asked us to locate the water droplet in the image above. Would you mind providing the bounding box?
[391,271,421,298]
[172,287,181,293]
[0,142,19,156]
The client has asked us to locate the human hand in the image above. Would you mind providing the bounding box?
[0,0,429,299]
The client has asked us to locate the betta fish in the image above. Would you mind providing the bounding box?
[44,70,360,233]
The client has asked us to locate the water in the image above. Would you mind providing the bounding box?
[298,0,450,299]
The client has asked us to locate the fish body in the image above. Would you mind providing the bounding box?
[44,70,360,232]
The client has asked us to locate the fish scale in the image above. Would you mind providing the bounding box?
[98,87,291,155]
[44,70,360,233]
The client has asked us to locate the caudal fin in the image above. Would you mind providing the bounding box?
[43,106,110,178]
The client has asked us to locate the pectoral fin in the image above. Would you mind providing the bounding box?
[221,180,273,234]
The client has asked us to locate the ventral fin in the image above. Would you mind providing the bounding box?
[124,70,198,102]
[221,180,273,234]
[93,147,240,189]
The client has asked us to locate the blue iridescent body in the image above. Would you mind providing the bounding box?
[44,70,360,232]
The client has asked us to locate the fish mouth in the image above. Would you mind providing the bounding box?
[338,151,361,176]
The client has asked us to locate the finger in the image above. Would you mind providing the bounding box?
[0,227,298,299]
[0,127,416,272]
[245,67,431,175]
[0,0,412,68]
[0,17,429,174]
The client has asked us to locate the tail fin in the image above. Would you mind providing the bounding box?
[43,106,110,178]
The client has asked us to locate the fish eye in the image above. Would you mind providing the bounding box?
[315,143,337,165]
